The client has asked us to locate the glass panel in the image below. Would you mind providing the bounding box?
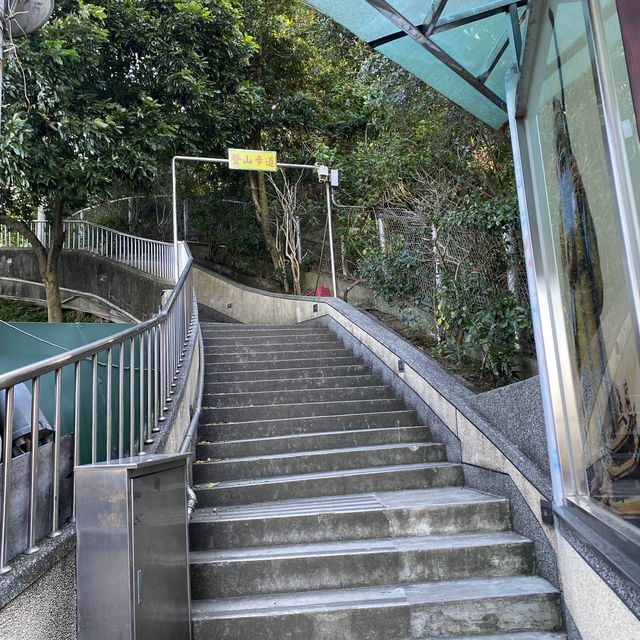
[528,0,640,528]
[378,37,507,128]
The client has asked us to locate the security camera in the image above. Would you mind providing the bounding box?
[315,163,329,182]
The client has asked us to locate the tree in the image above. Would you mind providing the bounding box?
[0,0,253,320]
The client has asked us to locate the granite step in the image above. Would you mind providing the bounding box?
[196,425,431,458]
[204,374,382,394]
[193,462,464,506]
[203,364,372,383]
[197,410,419,440]
[202,398,407,422]
[211,356,361,372]
[192,442,446,482]
[203,385,396,408]
[191,576,561,640]
[190,531,535,598]
[204,340,344,354]
[189,487,511,550]
[209,348,352,363]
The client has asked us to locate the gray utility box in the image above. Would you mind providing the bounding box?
[76,453,191,640]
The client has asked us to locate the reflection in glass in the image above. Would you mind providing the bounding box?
[538,1,640,526]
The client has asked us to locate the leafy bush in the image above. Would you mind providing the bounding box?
[358,236,425,308]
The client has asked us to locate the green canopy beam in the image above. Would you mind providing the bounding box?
[306,0,530,127]
[364,0,507,112]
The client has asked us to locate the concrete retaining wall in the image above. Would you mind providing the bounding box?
[0,249,169,321]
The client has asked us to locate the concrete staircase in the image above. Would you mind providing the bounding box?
[189,323,566,640]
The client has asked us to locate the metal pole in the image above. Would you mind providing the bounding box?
[50,368,62,538]
[0,386,14,573]
[25,377,41,555]
[91,355,98,464]
[325,182,338,296]
[71,361,80,522]
[106,348,112,462]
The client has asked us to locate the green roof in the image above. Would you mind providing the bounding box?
[305,0,528,128]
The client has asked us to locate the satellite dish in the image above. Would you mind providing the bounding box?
[2,0,55,37]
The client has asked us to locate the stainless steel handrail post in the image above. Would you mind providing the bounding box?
[118,345,125,459]
[71,361,81,522]
[50,368,62,538]
[0,387,14,573]
[129,338,135,455]
[91,355,98,464]
[25,377,41,555]
[106,348,113,462]
[139,335,145,454]
[145,330,154,444]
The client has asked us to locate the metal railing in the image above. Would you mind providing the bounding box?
[0,227,196,573]
[0,220,176,282]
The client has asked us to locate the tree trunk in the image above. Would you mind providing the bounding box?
[0,197,65,322]
[42,270,63,322]
[247,170,285,279]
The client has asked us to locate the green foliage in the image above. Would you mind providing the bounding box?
[1,0,255,216]
[358,237,425,308]
[0,299,101,323]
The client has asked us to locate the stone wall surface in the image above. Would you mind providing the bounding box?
[0,249,168,320]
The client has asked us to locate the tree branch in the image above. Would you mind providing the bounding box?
[0,213,48,264]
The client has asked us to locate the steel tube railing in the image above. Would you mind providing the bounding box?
[25,377,41,555]
[50,368,62,538]
[0,226,196,572]
[0,220,175,283]
[0,387,14,573]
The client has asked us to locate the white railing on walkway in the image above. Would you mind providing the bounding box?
[0,224,196,573]
[0,220,176,282]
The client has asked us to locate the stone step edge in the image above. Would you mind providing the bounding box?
[196,425,428,447]
[194,442,440,465]
[189,530,532,564]
[203,384,394,399]
[190,486,508,523]
[408,634,567,640]
[192,461,460,490]
[197,409,418,428]
[190,575,559,619]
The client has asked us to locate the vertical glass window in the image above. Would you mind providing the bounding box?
[527,0,640,530]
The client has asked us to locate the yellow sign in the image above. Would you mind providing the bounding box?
[228,148,277,172]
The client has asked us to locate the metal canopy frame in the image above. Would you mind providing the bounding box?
[171,155,338,295]
[363,0,530,114]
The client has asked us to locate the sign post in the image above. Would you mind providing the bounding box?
[171,153,337,295]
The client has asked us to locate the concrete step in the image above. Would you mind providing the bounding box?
[203,385,396,408]
[193,443,446,482]
[189,487,511,550]
[202,398,407,422]
[211,356,361,372]
[413,634,567,640]
[201,324,330,337]
[203,334,340,347]
[204,340,344,354]
[190,575,561,640]
[204,374,383,394]
[197,410,419,440]
[190,531,534,598]
[207,348,352,363]
[204,364,372,383]
[193,462,464,506]
[197,425,431,458]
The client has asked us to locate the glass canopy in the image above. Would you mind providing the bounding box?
[305,0,529,129]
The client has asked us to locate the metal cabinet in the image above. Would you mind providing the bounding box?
[76,454,191,640]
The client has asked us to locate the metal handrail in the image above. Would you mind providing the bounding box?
[0,220,177,281]
[0,226,196,573]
